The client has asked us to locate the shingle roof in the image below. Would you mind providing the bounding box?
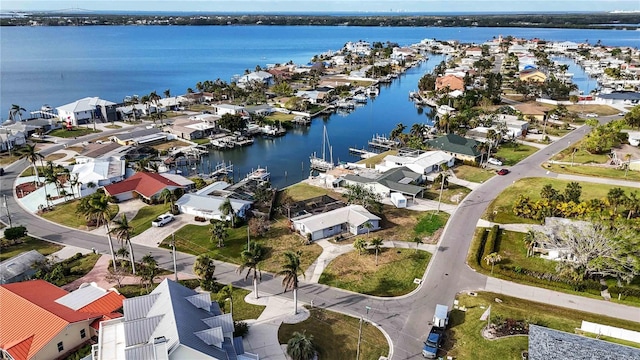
[344,167,424,196]
[426,134,481,157]
[103,172,181,199]
[528,325,640,360]
[294,204,380,233]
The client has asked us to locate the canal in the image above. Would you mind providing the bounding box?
[188,54,447,188]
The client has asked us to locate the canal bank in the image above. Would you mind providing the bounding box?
[183,54,447,188]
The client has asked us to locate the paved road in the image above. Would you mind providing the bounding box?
[2,116,638,359]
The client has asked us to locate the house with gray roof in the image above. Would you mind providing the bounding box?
[376,148,455,180]
[0,250,45,284]
[425,134,482,163]
[341,166,425,203]
[176,181,253,221]
[57,97,118,126]
[292,204,380,241]
[528,325,640,360]
[92,279,257,360]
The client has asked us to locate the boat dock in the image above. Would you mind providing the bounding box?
[348,147,379,159]
[368,134,400,150]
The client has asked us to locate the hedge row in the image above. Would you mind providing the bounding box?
[468,228,489,266]
[3,226,27,240]
[608,286,640,300]
[480,225,500,268]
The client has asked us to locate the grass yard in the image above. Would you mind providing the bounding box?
[484,177,640,224]
[265,112,296,122]
[453,165,495,183]
[356,150,398,167]
[49,128,101,138]
[0,237,63,261]
[43,153,67,161]
[445,292,640,359]
[0,153,22,166]
[151,139,189,151]
[278,307,389,360]
[65,146,85,153]
[129,203,171,236]
[414,211,449,236]
[545,163,640,182]
[494,230,557,275]
[60,253,102,285]
[319,249,431,296]
[553,140,610,164]
[494,142,538,166]
[40,199,119,230]
[211,286,266,321]
[192,138,211,145]
[422,183,471,205]
[280,183,337,202]
[160,220,323,273]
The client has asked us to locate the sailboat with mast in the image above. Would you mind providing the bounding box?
[310,125,335,172]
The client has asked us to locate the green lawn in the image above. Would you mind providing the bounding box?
[319,249,431,296]
[60,253,102,285]
[553,140,610,164]
[422,183,471,205]
[278,307,389,360]
[495,230,557,275]
[212,286,266,321]
[356,150,398,167]
[265,112,296,122]
[446,292,640,359]
[49,128,102,138]
[494,142,538,166]
[414,211,449,236]
[129,203,171,236]
[0,237,63,261]
[192,138,211,145]
[453,165,495,183]
[160,221,323,273]
[545,163,640,182]
[40,199,119,230]
[0,152,22,166]
[280,183,337,202]
[484,177,640,224]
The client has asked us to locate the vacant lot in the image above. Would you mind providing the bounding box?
[494,142,538,166]
[280,183,340,202]
[49,128,101,138]
[0,237,62,261]
[423,183,471,205]
[453,165,495,183]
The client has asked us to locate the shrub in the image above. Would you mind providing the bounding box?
[608,286,640,300]
[234,321,249,337]
[481,225,500,268]
[468,228,489,266]
[4,226,27,240]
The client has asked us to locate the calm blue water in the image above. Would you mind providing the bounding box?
[2,25,639,187]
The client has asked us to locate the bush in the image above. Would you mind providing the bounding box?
[4,226,27,240]
[608,286,640,300]
[468,228,489,266]
[234,321,249,337]
[481,225,500,268]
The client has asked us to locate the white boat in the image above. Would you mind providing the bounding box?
[367,86,379,96]
[336,100,355,109]
[353,94,368,103]
[244,167,270,182]
[310,125,335,172]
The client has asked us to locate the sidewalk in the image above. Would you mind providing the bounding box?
[476,219,533,233]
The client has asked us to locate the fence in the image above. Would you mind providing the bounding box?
[580,321,640,343]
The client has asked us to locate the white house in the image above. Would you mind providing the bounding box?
[344,41,371,55]
[293,204,380,241]
[0,131,26,152]
[465,46,483,58]
[213,104,246,117]
[175,181,252,221]
[376,149,455,179]
[551,41,579,52]
[238,71,274,87]
[69,157,126,195]
[56,97,117,126]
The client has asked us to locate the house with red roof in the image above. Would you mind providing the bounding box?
[102,171,187,203]
[435,74,465,92]
[0,280,125,360]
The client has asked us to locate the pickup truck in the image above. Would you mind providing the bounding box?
[151,213,174,227]
[422,327,443,358]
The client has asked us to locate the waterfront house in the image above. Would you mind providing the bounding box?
[103,171,187,203]
[344,41,371,56]
[238,70,274,87]
[0,250,45,284]
[175,181,252,221]
[435,74,465,92]
[56,97,118,126]
[519,69,547,83]
[91,279,256,360]
[167,118,217,140]
[0,280,124,360]
[115,104,146,120]
[293,204,380,241]
[528,325,640,360]
[70,156,126,194]
[213,104,247,117]
[425,134,482,163]
[595,91,640,105]
[377,149,455,180]
[245,104,274,117]
[391,47,416,61]
[550,41,580,52]
[110,128,169,146]
[465,46,483,57]
[340,167,425,204]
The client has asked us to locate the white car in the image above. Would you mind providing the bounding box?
[487,157,503,166]
[585,113,599,118]
[152,213,174,227]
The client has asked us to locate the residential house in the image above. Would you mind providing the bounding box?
[519,69,547,83]
[528,325,640,360]
[0,131,26,152]
[340,167,425,205]
[116,104,146,120]
[391,47,416,61]
[0,250,46,284]
[167,119,217,140]
[295,89,332,104]
[376,149,455,180]
[425,134,482,163]
[56,97,118,126]
[76,142,127,161]
[245,104,274,117]
[435,74,465,92]
[158,96,187,111]
[103,172,187,203]
[465,46,483,57]
[70,156,126,195]
[508,44,529,54]
[110,128,169,146]
[514,103,548,122]
[293,204,381,241]
[344,41,371,56]
[213,104,247,117]
[0,280,124,360]
[550,41,580,52]
[91,279,257,360]
[238,71,274,87]
[596,91,640,105]
[175,181,252,221]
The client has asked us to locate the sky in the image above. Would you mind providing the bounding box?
[2,0,640,13]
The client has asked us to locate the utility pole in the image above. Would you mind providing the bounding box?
[247,226,250,250]
[171,233,178,281]
[356,306,371,360]
[3,194,12,228]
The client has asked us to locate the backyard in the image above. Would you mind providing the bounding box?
[452,165,495,183]
[279,182,341,202]
[40,199,119,230]
[278,307,389,360]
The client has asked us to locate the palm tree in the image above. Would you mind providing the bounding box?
[369,237,384,266]
[193,254,217,291]
[286,331,316,360]
[625,191,640,220]
[210,221,228,248]
[163,89,171,98]
[523,230,537,257]
[115,247,129,268]
[236,241,266,299]
[20,144,43,186]
[217,284,234,314]
[9,104,26,121]
[477,141,489,166]
[110,214,137,274]
[389,122,406,141]
[140,254,159,292]
[277,251,305,314]
[160,188,177,214]
[413,236,423,252]
[148,91,161,117]
[484,252,502,274]
[218,198,235,227]
[624,153,632,177]
[363,221,374,238]
[436,163,450,213]
[78,193,118,270]
[353,238,368,256]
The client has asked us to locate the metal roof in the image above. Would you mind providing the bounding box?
[55,282,109,310]
[293,204,380,233]
[0,250,45,284]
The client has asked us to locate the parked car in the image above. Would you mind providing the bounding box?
[152,213,174,227]
[422,327,444,358]
[487,157,503,166]
[0,168,4,176]
[585,113,599,118]
[497,169,510,176]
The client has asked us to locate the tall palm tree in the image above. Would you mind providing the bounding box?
[389,122,406,141]
[110,214,137,274]
[436,163,450,213]
[148,91,161,115]
[20,144,43,186]
[140,254,159,292]
[286,331,316,360]
[363,221,373,238]
[163,89,171,98]
[625,191,640,220]
[79,193,118,270]
[160,188,177,214]
[277,251,305,314]
[210,221,228,248]
[218,198,235,227]
[9,104,26,121]
[523,230,537,257]
[236,241,266,299]
[369,238,384,266]
[193,254,217,291]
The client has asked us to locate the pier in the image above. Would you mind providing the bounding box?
[348,147,379,159]
[368,134,400,151]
